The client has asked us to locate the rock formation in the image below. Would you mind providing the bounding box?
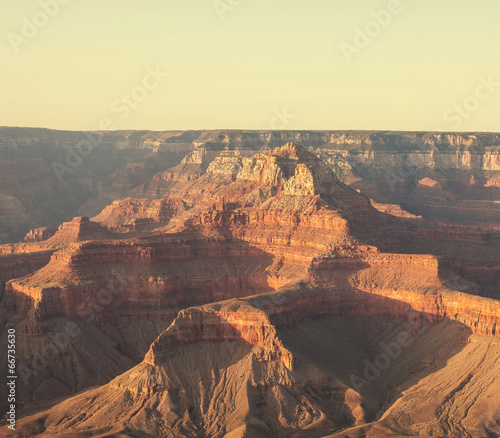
[23,226,57,243]
[1,127,500,242]
[92,197,186,232]
[0,138,499,437]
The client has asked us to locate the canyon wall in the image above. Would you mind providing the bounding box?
[1,128,499,242]
[146,280,500,371]
[1,137,499,438]
[0,250,54,283]
[2,234,277,320]
[23,226,57,243]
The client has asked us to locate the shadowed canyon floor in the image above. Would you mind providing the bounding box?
[0,138,499,437]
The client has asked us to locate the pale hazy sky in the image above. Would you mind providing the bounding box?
[1,0,500,132]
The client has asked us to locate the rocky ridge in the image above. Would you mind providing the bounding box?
[0,140,499,437]
[1,127,500,242]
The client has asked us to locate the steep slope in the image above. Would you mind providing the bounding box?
[0,143,365,408]
[2,127,500,243]
[2,144,369,324]
[0,128,193,243]
[2,142,499,437]
[10,282,500,437]
[0,216,115,283]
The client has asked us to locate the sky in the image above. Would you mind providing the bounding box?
[1,0,500,132]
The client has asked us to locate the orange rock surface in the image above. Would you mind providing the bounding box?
[1,141,499,438]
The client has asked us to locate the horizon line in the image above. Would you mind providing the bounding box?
[1,126,500,135]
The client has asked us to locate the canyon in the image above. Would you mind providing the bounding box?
[0,131,499,437]
[1,128,499,243]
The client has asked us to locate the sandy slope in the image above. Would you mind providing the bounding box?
[9,316,499,438]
